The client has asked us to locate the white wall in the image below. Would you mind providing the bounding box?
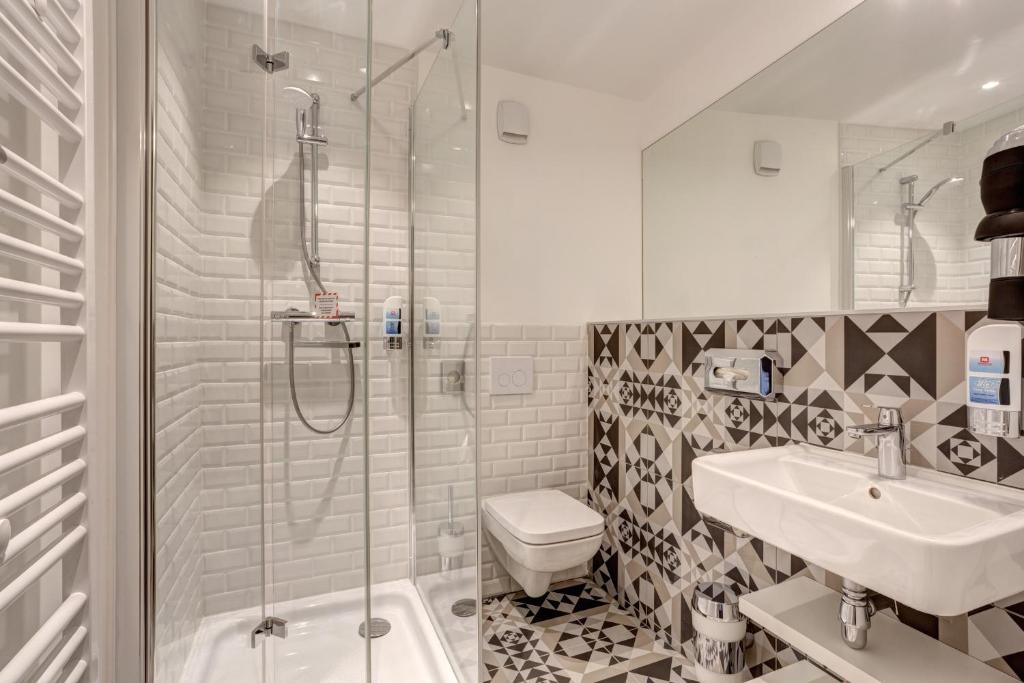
[640,0,864,147]
[643,110,839,319]
[481,66,643,325]
[478,2,865,325]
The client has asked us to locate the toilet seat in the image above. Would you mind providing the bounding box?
[482,489,605,597]
[482,489,603,544]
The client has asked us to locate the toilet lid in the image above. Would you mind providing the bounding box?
[483,489,604,545]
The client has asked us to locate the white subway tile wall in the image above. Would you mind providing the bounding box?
[841,112,1024,310]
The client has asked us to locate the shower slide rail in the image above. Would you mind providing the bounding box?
[0,0,94,680]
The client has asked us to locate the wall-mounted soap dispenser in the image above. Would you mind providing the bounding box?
[966,322,1022,437]
[383,296,403,351]
[423,296,441,350]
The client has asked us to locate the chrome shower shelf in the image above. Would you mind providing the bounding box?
[270,310,356,324]
[291,339,361,349]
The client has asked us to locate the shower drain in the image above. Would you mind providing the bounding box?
[358,618,392,639]
[452,598,477,618]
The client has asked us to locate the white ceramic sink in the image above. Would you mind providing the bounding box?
[693,443,1024,615]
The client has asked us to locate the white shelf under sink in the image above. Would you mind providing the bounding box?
[739,577,1016,683]
[752,660,834,682]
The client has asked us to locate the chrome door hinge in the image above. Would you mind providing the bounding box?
[250,616,288,648]
[252,44,289,73]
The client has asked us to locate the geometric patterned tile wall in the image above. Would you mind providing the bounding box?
[588,311,1024,679]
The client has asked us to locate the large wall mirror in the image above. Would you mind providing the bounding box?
[642,0,1024,319]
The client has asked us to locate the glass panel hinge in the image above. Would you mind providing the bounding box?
[252,44,289,74]
[250,616,288,648]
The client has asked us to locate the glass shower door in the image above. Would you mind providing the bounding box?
[151,1,281,681]
[152,0,478,678]
[262,3,371,681]
[411,2,480,681]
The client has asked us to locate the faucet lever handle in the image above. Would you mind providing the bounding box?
[877,406,903,427]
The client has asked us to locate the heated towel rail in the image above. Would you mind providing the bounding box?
[0,0,95,680]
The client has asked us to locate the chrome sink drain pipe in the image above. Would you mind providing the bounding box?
[839,578,875,650]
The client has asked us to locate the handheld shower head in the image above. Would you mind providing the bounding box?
[917,176,965,206]
[282,85,316,108]
[282,86,325,144]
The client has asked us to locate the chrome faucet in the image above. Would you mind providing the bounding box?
[846,407,908,480]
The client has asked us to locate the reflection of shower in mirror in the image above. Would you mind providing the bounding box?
[894,174,965,307]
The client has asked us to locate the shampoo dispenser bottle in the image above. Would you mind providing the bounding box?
[423,296,441,350]
[966,322,1022,437]
[382,296,403,351]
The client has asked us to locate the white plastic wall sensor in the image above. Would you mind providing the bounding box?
[497,100,529,145]
[754,140,782,176]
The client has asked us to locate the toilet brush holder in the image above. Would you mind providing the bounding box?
[438,485,464,572]
[438,522,464,572]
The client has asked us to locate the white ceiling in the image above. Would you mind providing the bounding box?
[479,0,779,101]
[215,0,1024,130]
[218,0,773,102]
[712,0,1024,128]
[256,0,758,102]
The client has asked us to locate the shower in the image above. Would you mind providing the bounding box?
[895,174,965,306]
[844,120,966,309]
[276,86,357,435]
[147,1,480,678]
[913,175,965,208]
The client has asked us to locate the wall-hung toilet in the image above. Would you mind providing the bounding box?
[482,489,604,597]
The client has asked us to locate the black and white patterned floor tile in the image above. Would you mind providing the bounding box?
[483,580,699,683]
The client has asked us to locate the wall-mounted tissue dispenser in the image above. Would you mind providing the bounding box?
[704,349,782,400]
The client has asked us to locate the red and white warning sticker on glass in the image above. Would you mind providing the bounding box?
[313,292,341,318]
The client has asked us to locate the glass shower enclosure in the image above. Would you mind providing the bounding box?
[147,0,479,681]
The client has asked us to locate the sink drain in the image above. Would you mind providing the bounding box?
[358,618,391,638]
[451,598,476,618]
[868,486,882,499]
